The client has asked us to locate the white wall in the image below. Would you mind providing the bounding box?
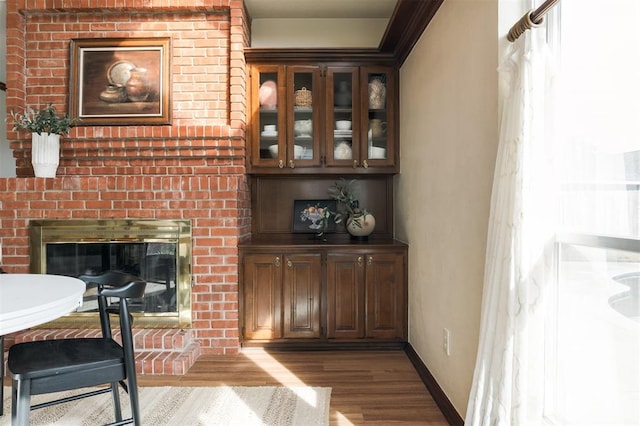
[250,18,387,48]
[395,0,499,416]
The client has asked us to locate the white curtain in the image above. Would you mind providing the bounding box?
[465,25,558,426]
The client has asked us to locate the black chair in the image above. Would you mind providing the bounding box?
[0,267,7,417]
[7,271,146,426]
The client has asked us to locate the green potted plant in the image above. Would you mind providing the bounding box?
[9,103,75,178]
[328,178,376,240]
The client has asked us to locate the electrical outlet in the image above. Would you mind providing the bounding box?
[443,328,451,356]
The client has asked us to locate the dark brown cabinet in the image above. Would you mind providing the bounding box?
[240,243,407,347]
[242,253,281,340]
[246,52,398,174]
[282,253,322,338]
[327,251,405,340]
[248,64,322,170]
[325,67,397,171]
[242,50,405,349]
[242,252,321,341]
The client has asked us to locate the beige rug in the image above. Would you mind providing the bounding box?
[1,385,331,425]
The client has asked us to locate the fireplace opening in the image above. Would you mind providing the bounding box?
[29,219,192,328]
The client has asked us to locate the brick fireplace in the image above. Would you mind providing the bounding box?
[1,0,251,374]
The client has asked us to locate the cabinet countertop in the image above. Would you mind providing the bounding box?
[240,235,407,249]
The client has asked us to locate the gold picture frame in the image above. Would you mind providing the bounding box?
[69,37,171,125]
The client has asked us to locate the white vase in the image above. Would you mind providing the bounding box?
[31,132,60,178]
[347,213,376,240]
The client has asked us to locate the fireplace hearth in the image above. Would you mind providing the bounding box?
[29,219,192,328]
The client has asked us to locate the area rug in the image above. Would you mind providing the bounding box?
[1,385,331,425]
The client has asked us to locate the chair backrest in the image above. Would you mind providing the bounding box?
[77,271,146,340]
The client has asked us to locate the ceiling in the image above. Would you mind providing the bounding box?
[243,0,397,20]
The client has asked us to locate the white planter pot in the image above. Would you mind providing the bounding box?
[346,213,376,240]
[31,132,60,178]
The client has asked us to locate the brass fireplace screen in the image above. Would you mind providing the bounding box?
[29,219,192,328]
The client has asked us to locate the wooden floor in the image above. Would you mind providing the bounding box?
[138,349,449,425]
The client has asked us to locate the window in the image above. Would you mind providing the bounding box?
[545,1,640,424]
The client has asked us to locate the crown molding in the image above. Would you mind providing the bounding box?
[380,0,445,65]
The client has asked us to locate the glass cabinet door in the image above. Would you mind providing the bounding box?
[287,66,321,168]
[253,65,285,167]
[249,63,396,173]
[363,67,394,166]
[326,67,359,167]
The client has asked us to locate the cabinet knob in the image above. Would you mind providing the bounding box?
[278,160,284,169]
[352,160,358,168]
[357,256,364,266]
[287,260,293,267]
[288,160,295,169]
[368,256,373,265]
[362,160,369,169]
[274,256,281,267]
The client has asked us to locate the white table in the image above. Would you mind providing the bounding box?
[0,274,85,335]
[0,274,85,416]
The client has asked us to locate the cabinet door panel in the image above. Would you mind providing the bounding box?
[360,66,396,169]
[325,67,359,168]
[243,254,282,340]
[365,252,405,339]
[283,253,321,338]
[250,65,287,170]
[286,66,322,168]
[327,253,365,338]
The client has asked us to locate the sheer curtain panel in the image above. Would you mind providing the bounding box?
[465,25,558,426]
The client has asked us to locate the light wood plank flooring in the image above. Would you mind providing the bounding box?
[138,349,449,425]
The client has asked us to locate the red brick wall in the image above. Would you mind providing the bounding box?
[1,0,251,355]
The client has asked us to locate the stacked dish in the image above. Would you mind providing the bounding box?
[334,130,352,138]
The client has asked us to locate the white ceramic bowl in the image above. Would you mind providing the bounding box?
[335,120,352,131]
[369,146,386,159]
[269,145,306,159]
[294,120,312,136]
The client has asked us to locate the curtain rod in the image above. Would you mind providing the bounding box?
[507,0,560,42]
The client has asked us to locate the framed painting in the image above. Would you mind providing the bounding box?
[292,199,337,233]
[69,37,171,125]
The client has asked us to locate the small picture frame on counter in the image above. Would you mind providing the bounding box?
[292,200,337,233]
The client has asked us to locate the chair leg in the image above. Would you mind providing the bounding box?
[128,374,141,425]
[12,379,31,426]
[110,381,123,422]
